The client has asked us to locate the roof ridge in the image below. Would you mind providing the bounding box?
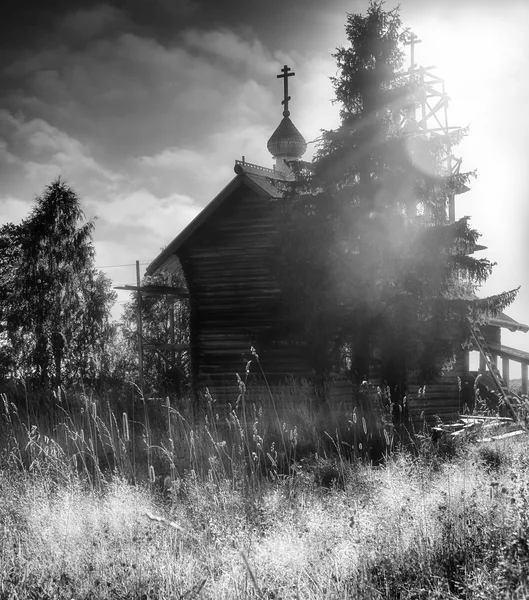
[234,159,288,180]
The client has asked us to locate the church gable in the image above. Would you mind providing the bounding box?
[177,178,287,394]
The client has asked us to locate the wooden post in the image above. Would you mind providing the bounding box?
[522,363,528,395]
[502,357,509,387]
[463,349,470,374]
[136,260,144,397]
[479,352,486,373]
[168,273,176,384]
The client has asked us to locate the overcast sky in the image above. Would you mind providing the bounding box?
[1,0,528,354]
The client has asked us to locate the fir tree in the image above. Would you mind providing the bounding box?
[273,1,518,400]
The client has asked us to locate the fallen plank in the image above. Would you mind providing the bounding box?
[478,430,525,443]
[452,425,478,437]
[460,416,513,423]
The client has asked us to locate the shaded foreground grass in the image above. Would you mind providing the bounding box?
[1,388,529,598]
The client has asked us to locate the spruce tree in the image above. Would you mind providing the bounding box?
[273,1,517,400]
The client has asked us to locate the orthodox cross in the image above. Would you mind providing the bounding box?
[404,32,422,72]
[277,64,295,117]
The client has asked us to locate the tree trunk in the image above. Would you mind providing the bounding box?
[51,330,64,389]
[34,325,49,387]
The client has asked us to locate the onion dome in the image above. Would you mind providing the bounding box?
[267,116,307,159]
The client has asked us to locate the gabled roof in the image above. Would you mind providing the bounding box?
[489,312,529,333]
[459,291,528,333]
[147,162,282,275]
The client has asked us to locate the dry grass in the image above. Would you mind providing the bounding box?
[1,385,529,599]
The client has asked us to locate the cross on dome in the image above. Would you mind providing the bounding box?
[404,32,422,72]
[277,64,295,117]
[267,64,307,173]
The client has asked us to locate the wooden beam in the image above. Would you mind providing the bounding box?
[488,342,529,362]
[136,260,144,397]
[114,284,188,297]
[143,343,189,351]
[502,357,509,386]
[522,363,528,395]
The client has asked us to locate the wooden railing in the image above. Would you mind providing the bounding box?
[486,342,529,395]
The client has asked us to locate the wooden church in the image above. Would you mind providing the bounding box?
[147,66,314,401]
[147,65,529,421]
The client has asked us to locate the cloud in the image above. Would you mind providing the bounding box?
[135,146,230,199]
[138,147,202,169]
[0,195,32,225]
[60,4,127,42]
[90,188,199,241]
[180,27,277,77]
[1,21,288,166]
[0,110,123,200]
[0,138,21,166]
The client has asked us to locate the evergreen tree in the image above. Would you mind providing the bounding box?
[0,177,116,387]
[273,2,517,399]
[0,222,23,376]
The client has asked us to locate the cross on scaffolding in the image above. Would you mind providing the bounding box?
[404,32,422,72]
[277,64,295,117]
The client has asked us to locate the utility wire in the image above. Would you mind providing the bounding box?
[96,262,151,268]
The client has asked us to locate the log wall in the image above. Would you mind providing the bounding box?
[178,180,311,402]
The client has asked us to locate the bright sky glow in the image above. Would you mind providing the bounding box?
[407,7,529,369]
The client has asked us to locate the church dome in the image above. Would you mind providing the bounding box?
[267,116,307,159]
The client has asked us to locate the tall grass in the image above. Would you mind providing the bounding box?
[2,373,393,489]
[1,380,529,598]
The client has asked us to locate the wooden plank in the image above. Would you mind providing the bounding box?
[478,430,525,443]
[460,416,512,423]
